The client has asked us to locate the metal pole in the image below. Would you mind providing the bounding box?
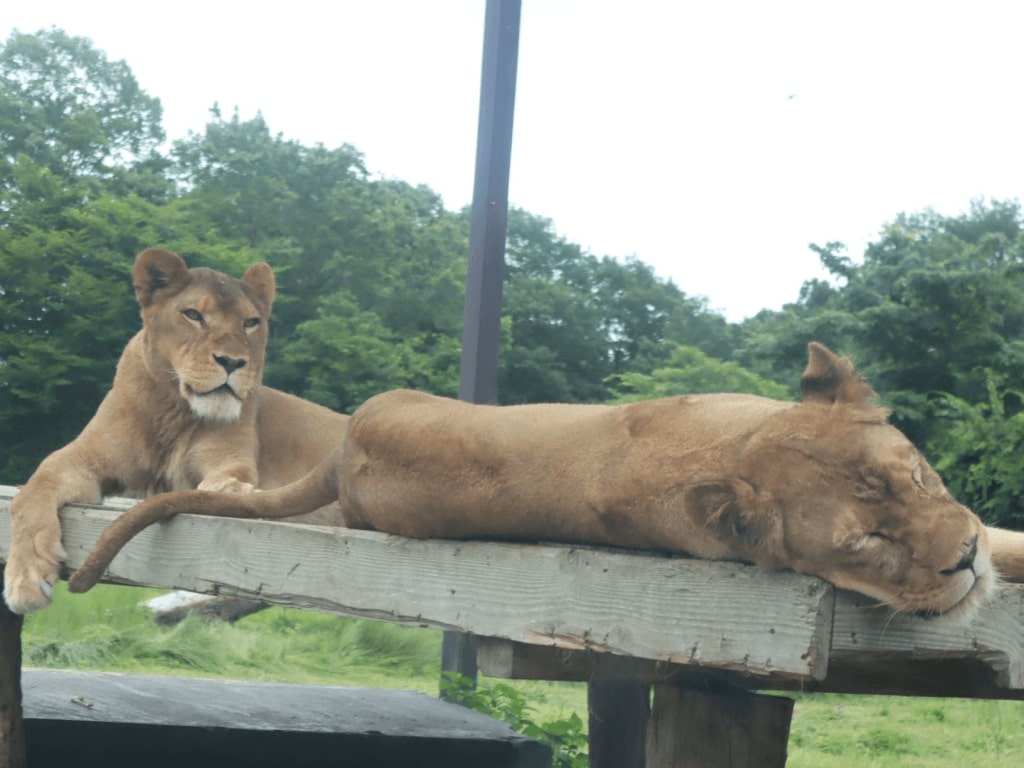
[442,0,521,693]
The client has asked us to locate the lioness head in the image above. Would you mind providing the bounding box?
[132,248,275,422]
[693,342,993,617]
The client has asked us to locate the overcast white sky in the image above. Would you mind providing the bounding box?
[6,1,1024,321]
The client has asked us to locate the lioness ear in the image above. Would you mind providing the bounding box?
[686,480,774,555]
[799,341,876,407]
[242,262,275,312]
[132,248,190,307]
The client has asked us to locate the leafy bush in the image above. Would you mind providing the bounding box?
[441,672,587,768]
[928,376,1024,528]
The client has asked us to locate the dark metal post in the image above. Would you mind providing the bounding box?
[442,0,521,694]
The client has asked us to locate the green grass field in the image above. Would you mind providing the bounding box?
[22,584,1024,766]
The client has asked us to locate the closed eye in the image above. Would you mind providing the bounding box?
[848,531,893,551]
[855,471,889,500]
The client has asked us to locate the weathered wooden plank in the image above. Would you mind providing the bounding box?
[0,572,26,768]
[0,486,831,680]
[830,587,1024,689]
[475,581,1024,699]
[587,678,649,768]
[646,685,793,768]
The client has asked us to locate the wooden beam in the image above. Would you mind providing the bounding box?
[0,487,831,681]
[646,685,793,768]
[830,587,1024,689]
[7,486,1024,699]
[0,572,26,768]
[588,679,649,768]
[476,581,1024,699]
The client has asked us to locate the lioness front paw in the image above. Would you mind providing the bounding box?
[3,538,66,614]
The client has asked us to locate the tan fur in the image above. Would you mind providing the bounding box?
[3,249,348,614]
[71,343,1002,618]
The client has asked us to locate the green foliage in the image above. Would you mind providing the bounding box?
[0,28,168,199]
[738,198,1024,526]
[0,193,179,479]
[500,209,734,404]
[11,25,1024,532]
[928,377,1024,528]
[1,25,742,477]
[608,343,791,403]
[441,672,587,768]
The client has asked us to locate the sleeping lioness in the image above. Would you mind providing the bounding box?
[3,248,348,614]
[70,343,1014,617]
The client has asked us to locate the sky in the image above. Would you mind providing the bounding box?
[6,1,1024,321]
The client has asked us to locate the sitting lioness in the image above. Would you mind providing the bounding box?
[3,248,348,614]
[71,343,1008,618]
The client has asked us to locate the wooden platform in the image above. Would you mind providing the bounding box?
[1,489,1019,695]
[21,668,550,768]
[5,486,1024,766]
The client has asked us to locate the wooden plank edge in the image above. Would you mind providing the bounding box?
[3,487,833,681]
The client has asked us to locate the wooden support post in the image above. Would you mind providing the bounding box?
[0,574,27,768]
[587,679,650,768]
[646,684,793,768]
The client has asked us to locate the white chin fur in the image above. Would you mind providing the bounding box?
[188,392,243,422]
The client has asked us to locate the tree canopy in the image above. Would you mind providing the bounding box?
[3,28,1024,529]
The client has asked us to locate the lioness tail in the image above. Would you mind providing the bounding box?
[67,449,342,593]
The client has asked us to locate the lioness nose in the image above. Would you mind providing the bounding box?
[214,354,246,374]
[942,534,978,575]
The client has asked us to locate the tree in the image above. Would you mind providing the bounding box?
[0,28,169,202]
[0,194,182,479]
[170,112,470,412]
[0,27,749,477]
[929,378,1024,529]
[737,199,1024,526]
[608,344,789,403]
[500,210,735,404]
[0,29,176,479]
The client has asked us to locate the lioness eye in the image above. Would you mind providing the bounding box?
[243,317,261,330]
[183,308,203,323]
[856,471,888,499]
[862,531,894,547]
[850,531,892,551]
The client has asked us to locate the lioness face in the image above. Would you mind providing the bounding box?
[739,411,993,617]
[133,249,275,423]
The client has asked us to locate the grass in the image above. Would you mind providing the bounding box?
[21,583,584,716]
[21,584,1024,766]
[786,694,1024,767]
